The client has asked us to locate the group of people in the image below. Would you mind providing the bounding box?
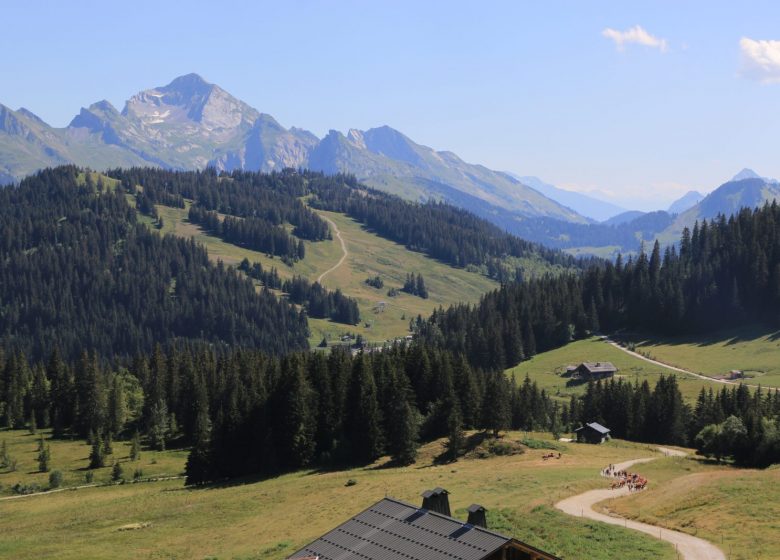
[601,464,648,492]
[542,452,562,460]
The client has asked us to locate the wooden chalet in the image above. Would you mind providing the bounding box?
[287,488,560,560]
[573,362,617,380]
[575,422,611,444]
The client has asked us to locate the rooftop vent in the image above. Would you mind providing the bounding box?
[421,487,451,517]
[467,504,487,528]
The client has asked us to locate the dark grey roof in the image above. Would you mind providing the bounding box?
[287,497,511,560]
[580,362,617,373]
[574,422,611,434]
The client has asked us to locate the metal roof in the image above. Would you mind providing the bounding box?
[580,362,617,373]
[287,497,511,560]
[576,422,611,434]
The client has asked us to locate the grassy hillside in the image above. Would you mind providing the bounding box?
[152,202,500,345]
[505,337,730,403]
[606,458,780,560]
[0,429,187,496]
[627,326,780,388]
[1,429,680,560]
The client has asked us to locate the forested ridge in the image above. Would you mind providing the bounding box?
[419,201,780,371]
[0,166,309,362]
[2,165,780,483]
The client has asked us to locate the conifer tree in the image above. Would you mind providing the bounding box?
[37,445,51,473]
[346,355,383,463]
[445,402,465,461]
[129,431,141,461]
[89,438,105,469]
[481,372,511,437]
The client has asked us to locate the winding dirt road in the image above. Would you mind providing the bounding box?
[555,448,725,560]
[317,216,348,284]
[602,337,738,387]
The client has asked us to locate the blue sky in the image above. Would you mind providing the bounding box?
[3,0,780,210]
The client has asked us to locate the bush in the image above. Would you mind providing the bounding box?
[345,479,357,487]
[49,470,64,489]
[520,438,566,451]
[12,482,41,495]
[85,471,94,484]
[133,469,144,481]
[111,462,124,482]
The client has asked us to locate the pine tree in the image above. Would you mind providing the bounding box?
[385,372,419,466]
[111,461,124,482]
[445,402,466,461]
[89,438,105,469]
[481,372,511,437]
[276,357,315,469]
[37,445,51,473]
[346,355,383,463]
[129,432,141,461]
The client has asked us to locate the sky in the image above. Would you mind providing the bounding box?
[3,0,780,211]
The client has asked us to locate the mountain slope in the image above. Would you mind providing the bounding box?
[661,176,780,242]
[667,190,703,214]
[514,175,626,222]
[0,74,587,225]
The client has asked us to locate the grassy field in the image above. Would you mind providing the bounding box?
[505,337,729,403]
[626,326,780,388]
[604,457,780,560]
[152,203,499,346]
[0,429,187,496]
[1,430,682,560]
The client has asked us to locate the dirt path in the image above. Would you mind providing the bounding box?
[317,216,348,284]
[602,336,738,387]
[555,447,724,560]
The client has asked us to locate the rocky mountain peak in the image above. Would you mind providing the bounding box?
[732,168,762,182]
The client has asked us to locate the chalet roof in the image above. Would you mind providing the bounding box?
[579,362,617,373]
[286,497,511,560]
[575,422,611,434]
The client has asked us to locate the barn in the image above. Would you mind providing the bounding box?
[286,488,560,560]
[573,362,617,380]
[575,422,611,444]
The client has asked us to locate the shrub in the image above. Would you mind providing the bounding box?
[85,471,94,484]
[49,470,64,489]
[12,482,41,495]
[111,462,124,482]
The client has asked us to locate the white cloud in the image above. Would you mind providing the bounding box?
[602,25,668,52]
[739,38,780,83]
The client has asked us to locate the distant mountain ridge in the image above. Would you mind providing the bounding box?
[0,73,586,225]
[510,174,627,222]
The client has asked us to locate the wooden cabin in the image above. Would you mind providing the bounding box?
[575,422,611,444]
[573,362,617,380]
[287,489,560,560]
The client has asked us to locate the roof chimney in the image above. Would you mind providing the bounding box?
[421,487,451,517]
[467,504,487,528]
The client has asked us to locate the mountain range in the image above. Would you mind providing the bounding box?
[0,73,586,226]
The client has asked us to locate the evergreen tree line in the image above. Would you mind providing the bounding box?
[574,376,780,467]
[0,166,309,362]
[188,205,306,261]
[108,167,330,241]
[402,273,429,299]
[418,202,780,372]
[282,276,361,325]
[0,343,562,483]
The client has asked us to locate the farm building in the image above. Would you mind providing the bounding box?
[575,422,611,444]
[287,488,560,560]
[572,362,617,380]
